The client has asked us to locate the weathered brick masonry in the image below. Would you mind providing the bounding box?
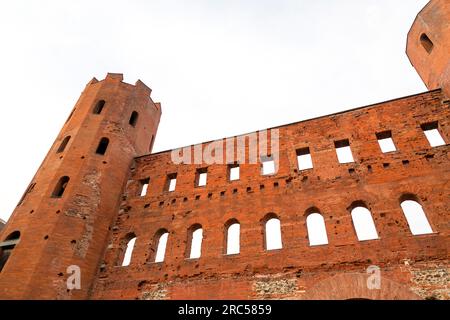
[0,0,448,299]
[92,89,449,300]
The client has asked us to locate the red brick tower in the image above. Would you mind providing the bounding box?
[407,0,450,98]
[0,73,161,299]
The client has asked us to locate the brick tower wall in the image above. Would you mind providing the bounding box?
[407,0,450,98]
[0,74,161,299]
[92,90,449,300]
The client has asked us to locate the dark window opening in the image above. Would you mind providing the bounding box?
[149,135,155,152]
[0,231,21,273]
[93,100,105,114]
[334,139,350,148]
[96,137,109,155]
[17,182,36,206]
[52,176,70,198]
[57,136,71,153]
[129,111,139,127]
[421,121,439,131]
[420,33,433,54]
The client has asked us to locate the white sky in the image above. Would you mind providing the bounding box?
[0,0,429,223]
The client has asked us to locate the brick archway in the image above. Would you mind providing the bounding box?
[303,273,421,300]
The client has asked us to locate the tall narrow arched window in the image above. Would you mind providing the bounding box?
[17,182,36,206]
[121,236,137,267]
[96,137,109,155]
[264,215,282,250]
[420,33,433,54]
[400,196,433,235]
[149,135,155,152]
[225,220,240,255]
[51,176,70,198]
[57,136,71,153]
[129,111,139,127]
[350,203,378,241]
[187,224,203,259]
[306,210,328,246]
[154,230,169,263]
[93,100,105,114]
[0,231,21,273]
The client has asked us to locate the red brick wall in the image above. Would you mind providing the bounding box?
[92,89,449,300]
[2,1,449,301]
[0,74,161,299]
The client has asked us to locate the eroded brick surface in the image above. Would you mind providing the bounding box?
[253,276,299,299]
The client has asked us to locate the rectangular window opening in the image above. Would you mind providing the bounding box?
[421,121,445,147]
[139,178,150,197]
[228,164,240,181]
[167,173,177,192]
[296,147,313,170]
[261,155,275,175]
[334,139,354,163]
[196,168,208,187]
[376,130,397,153]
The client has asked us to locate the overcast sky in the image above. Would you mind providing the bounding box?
[0,0,429,222]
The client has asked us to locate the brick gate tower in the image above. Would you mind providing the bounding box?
[407,0,450,98]
[0,74,161,299]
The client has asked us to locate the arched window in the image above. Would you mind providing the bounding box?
[350,203,378,241]
[121,236,137,266]
[149,135,155,152]
[93,100,105,114]
[225,220,240,255]
[96,137,109,155]
[400,196,433,235]
[154,230,169,263]
[264,215,282,250]
[129,111,139,127]
[57,136,71,153]
[0,231,21,273]
[187,224,203,259]
[420,33,433,54]
[52,176,70,198]
[17,182,36,206]
[306,210,328,246]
